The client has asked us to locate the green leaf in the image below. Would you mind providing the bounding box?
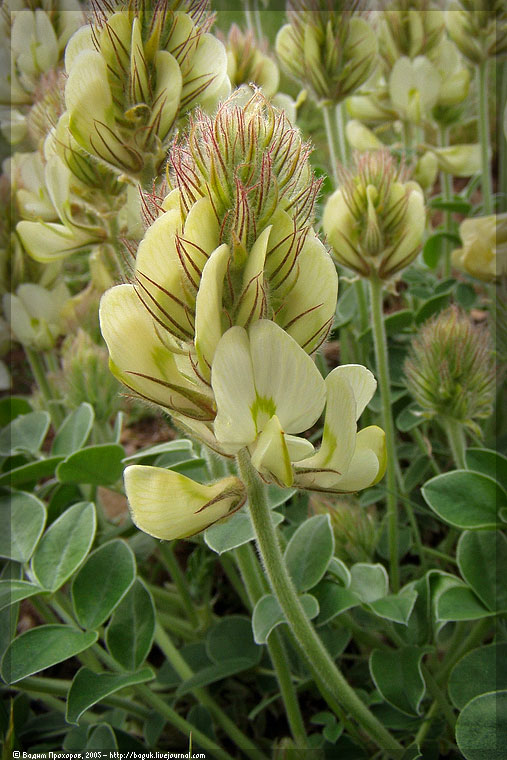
[51,404,94,457]
[204,509,284,554]
[0,491,46,562]
[457,531,507,611]
[206,616,261,665]
[369,647,426,716]
[122,439,193,463]
[456,283,476,308]
[429,198,472,214]
[334,284,358,328]
[31,502,96,592]
[465,448,507,493]
[1,625,98,684]
[105,580,155,670]
[313,581,360,625]
[0,411,50,456]
[57,444,125,486]
[349,563,389,603]
[0,580,42,611]
[66,667,154,724]
[422,471,504,529]
[284,514,335,592]
[455,691,507,760]
[86,723,118,750]
[360,310,414,343]
[368,589,418,625]
[71,540,136,629]
[0,456,64,487]
[252,593,319,644]
[422,232,461,269]
[0,397,32,426]
[436,585,494,621]
[396,403,424,432]
[449,644,507,710]
[267,485,297,508]
[174,658,258,697]
[415,293,451,324]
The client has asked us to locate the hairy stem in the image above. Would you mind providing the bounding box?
[236,449,403,756]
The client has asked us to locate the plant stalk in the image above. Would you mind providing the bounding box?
[236,449,403,756]
[25,346,64,429]
[477,60,493,214]
[368,275,400,591]
[441,418,467,470]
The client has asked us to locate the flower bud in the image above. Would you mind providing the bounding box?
[452,214,507,281]
[413,151,438,192]
[404,306,496,436]
[378,2,444,71]
[323,151,425,279]
[445,1,507,64]
[275,1,377,105]
[64,0,230,180]
[345,120,384,153]
[226,25,280,99]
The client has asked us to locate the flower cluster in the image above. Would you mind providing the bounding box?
[404,306,496,436]
[275,0,377,105]
[100,93,385,538]
[323,152,425,279]
[64,0,230,180]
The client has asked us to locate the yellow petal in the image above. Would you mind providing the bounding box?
[124,466,245,539]
[194,243,230,380]
[235,226,271,327]
[276,232,338,353]
[99,284,211,418]
[250,415,293,487]
[212,326,257,453]
[249,320,326,434]
[134,209,193,342]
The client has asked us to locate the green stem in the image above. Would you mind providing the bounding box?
[153,624,267,760]
[439,125,454,278]
[338,101,350,164]
[252,0,263,42]
[368,275,400,591]
[16,677,149,719]
[137,685,236,760]
[498,59,507,212]
[441,418,467,469]
[411,427,441,475]
[219,552,251,610]
[157,542,200,629]
[323,103,341,185]
[25,346,64,429]
[236,449,403,757]
[421,665,456,731]
[421,546,458,566]
[477,60,493,214]
[234,543,309,748]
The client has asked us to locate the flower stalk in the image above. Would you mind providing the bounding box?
[236,448,403,756]
[477,61,493,214]
[368,274,399,591]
